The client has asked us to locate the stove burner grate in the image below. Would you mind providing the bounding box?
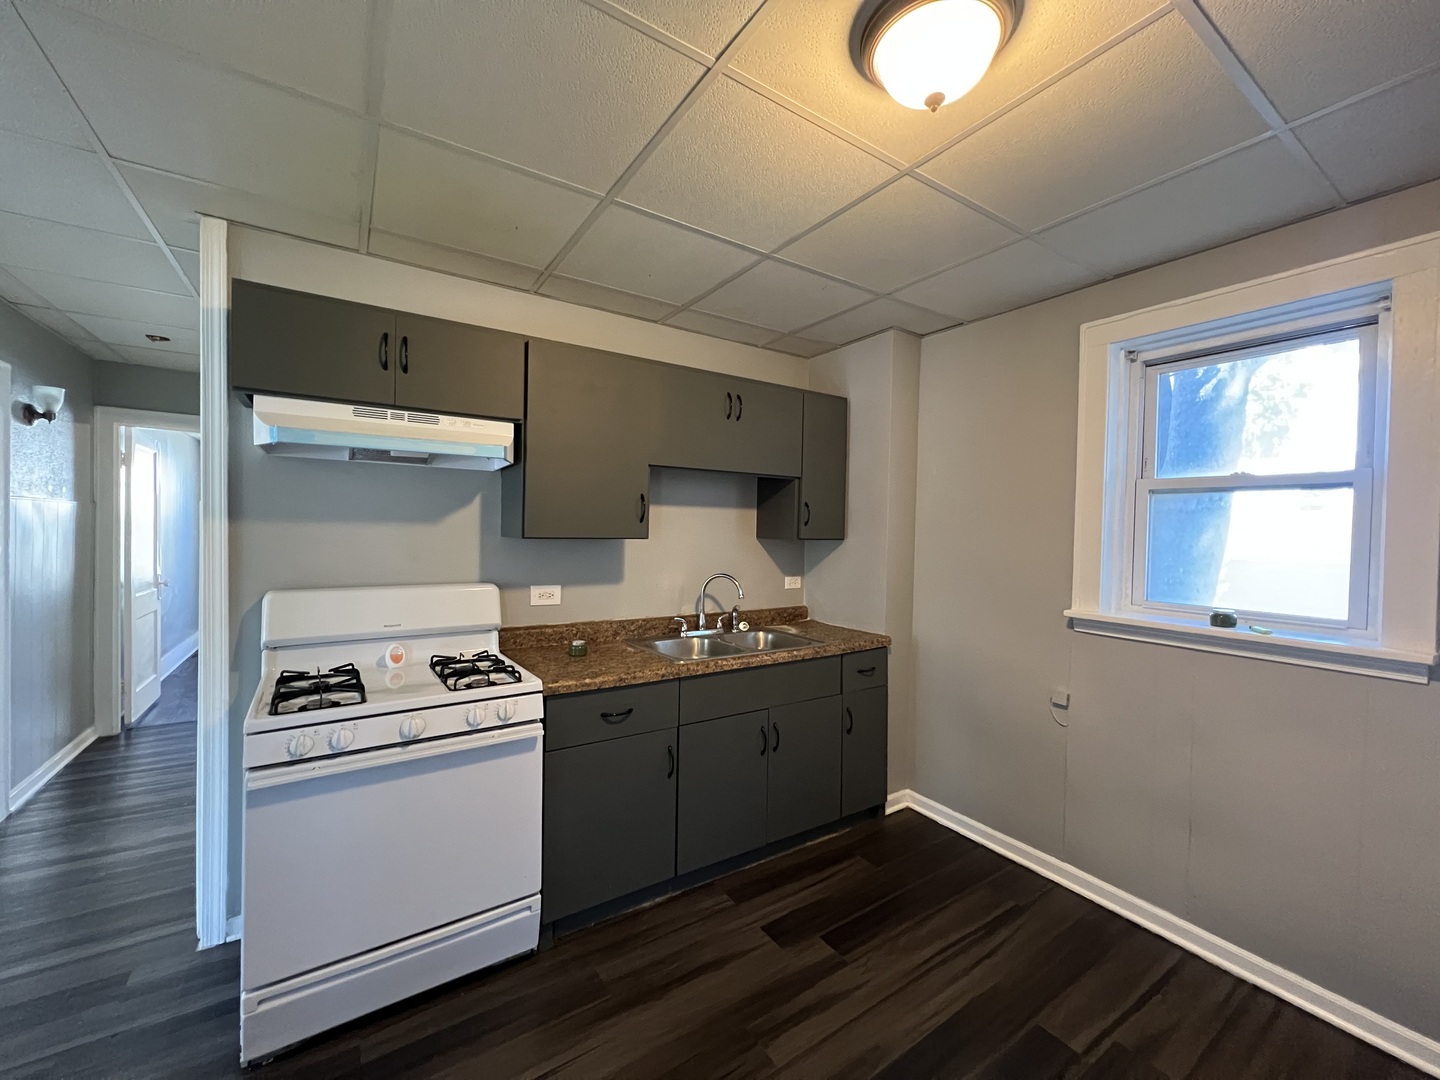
[429,651,523,692]
[269,663,367,716]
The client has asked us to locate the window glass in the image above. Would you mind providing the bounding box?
[1145,487,1354,620]
[1153,336,1360,478]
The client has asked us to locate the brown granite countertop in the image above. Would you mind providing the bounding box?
[500,607,890,696]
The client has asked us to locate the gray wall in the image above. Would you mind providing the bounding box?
[912,179,1440,1040]
[2,301,95,792]
[151,428,199,666]
[94,361,199,415]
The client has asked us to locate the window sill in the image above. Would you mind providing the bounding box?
[1063,610,1436,684]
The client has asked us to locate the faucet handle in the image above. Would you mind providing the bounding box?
[672,616,689,636]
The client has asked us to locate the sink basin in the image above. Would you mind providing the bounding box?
[719,629,820,652]
[634,635,748,662]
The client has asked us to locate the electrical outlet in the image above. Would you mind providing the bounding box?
[784,576,802,590]
[530,585,561,606]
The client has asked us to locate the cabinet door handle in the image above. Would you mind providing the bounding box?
[759,725,768,756]
[638,492,647,522]
[666,744,675,779]
[379,331,389,371]
[735,393,743,421]
[856,666,877,677]
[399,334,409,374]
[725,391,733,420]
[845,707,854,734]
[771,722,780,753]
[802,501,811,527]
[600,708,633,724]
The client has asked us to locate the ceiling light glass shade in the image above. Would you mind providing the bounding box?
[862,0,1014,112]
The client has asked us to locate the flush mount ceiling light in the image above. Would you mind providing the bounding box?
[857,0,1020,112]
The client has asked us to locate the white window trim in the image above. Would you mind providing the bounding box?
[1069,233,1440,684]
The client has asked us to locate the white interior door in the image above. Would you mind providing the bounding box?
[126,433,163,722]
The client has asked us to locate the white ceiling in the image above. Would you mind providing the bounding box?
[0,0,1437,373]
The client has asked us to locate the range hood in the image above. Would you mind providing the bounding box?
[252,395,515,471]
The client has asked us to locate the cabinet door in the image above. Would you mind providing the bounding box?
[542,728,677,921]
[230,280,396,405]
[677,710,769,875]
[799,392,847,539]
[732,378,803,477]
[656,368,802,477]
[503,340,654,538]
[842,686,888,816]
[766,696,842,842]
[394,314,524,420]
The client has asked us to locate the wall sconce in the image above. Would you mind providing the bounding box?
[21,386,65,425]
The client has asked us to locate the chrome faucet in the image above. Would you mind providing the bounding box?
[694,573,744,634]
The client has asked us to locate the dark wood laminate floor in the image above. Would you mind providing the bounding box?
[0,726,1424,1079]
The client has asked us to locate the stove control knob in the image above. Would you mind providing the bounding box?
[328,727,355,753]
[465,704,488,729]
[399,714,426,741]
[286,733,315,759]
[497,700,517,722]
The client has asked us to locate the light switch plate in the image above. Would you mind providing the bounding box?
[784,576,802,590]
[530,585,561,606]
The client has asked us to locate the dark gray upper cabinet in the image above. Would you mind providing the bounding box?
[393,313,524,420]
[842,686,888,817]
[542,727,678,922]
[502,339,655,539]
[231,280,395,406]
[676,710,769,875]
[766,696,842,842]
[230,281,525,421]
[756,391,848,541]
[658,367,802,478]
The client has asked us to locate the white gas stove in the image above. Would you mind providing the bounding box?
[240,583,544,1065]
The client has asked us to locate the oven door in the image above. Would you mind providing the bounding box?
[242,721,542,991]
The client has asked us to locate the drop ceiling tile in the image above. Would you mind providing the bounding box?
[114,343,200,371]
[117,164,359,251]
[922,14,1268,230]
[539,275,676,321]
[778,176,1016,292]
[1036,140,1338,277]
[45,0,369,111]
[557,205,757,304]
[893,240,1099,321]
[609,0,763,56]
[694,259,871,332]
[1200,0,1440,121]
[623,75,896,252]
[0,3,91,147]
[173,249,200,291]
[0,132,147,239]
[0,212,190,294]
[21,3,367,220]
[731,0,1169,165]
[1295,69,1440,203]
[370,130,598,271]
[64,311,198,354]
[665,309,777,346]
[0,266,49,307]
[801,298,954,345]
[366,230,541,292]
[767,335,832,358]
[11,302,102,345]
[4,267,198,327]
[383,0,703,192]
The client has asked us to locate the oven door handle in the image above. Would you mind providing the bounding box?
[246,722,542,791]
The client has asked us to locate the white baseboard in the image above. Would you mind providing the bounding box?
[885,789,1440,1078]
[160,633,199,682]
[9,727,97,814]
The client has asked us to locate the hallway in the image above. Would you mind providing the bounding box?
[134,652,199,728]
[0,724,239,1077]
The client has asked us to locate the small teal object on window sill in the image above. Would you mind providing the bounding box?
[569,640,587,657]
[1209,609,1239,628]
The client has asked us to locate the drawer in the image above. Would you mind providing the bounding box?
[842,649,888,692]
[680,657,841,725]
[544,681,678,751]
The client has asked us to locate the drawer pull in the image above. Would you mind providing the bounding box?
[855,666,877,677]
[600,708,634,724]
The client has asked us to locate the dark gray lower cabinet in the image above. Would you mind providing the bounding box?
[842,687,888,816]
[542,727,677,921]
[766,697,842,842]
[677,710,769,875]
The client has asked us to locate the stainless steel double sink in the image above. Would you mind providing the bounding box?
[631,627,820,662]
